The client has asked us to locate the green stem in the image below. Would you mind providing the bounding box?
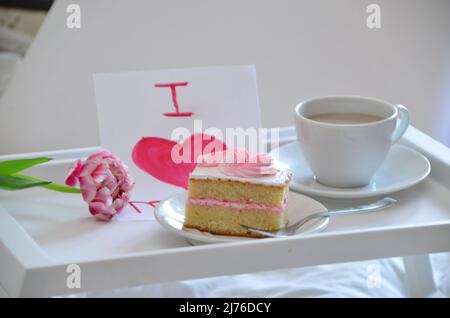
[40,183,81,193]
[15,173,81,194]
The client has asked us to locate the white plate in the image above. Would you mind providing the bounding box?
[154,191,329,245]
[273,142,431,199]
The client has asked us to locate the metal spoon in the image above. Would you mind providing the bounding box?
[240,197,397,238]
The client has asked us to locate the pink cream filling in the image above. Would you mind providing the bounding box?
[187,197,288,213]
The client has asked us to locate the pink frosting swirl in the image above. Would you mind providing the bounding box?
[197,149,277,178]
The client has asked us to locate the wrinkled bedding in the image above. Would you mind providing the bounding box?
[67,253,450,298]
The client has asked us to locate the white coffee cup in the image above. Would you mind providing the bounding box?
[294,95,409,188]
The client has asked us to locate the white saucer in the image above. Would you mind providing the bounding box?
[154,191,329,245]
[273,143,431,199]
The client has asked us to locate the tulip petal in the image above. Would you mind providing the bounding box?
[79,176,97,202]
[91,163,108,183]
[65,159,83,187]
[87,150,111,161]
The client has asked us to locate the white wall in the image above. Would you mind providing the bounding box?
[1,0,449,154]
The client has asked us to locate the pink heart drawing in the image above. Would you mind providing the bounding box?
[132,134,227,189]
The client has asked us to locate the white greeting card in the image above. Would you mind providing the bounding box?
[93,65,261,221]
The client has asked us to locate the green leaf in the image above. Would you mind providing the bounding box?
[0,157,52,175]
[15,174,81,194]
[0,174,51,191]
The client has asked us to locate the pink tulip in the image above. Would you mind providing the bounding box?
[65,150,134,221]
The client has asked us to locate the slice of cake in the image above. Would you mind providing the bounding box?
[184,150,291,238]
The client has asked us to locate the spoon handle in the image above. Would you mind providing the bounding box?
[293,197,397,231]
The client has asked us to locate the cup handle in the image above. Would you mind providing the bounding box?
[391,104,410,144]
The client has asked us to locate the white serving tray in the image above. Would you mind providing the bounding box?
[1,127,450,297]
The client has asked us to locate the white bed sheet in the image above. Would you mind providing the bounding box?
[61,258,415,298]
[63,253,450,298]
[431,253,450,298]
